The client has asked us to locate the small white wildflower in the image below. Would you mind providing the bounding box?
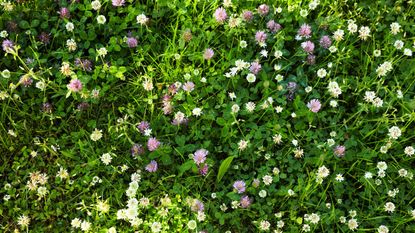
[390,22,401,35]
[91,0,101,10]
[384,202,395,213]
[66,22,74,32]
[136,14,149,25]
[101,153,113,165]
[404,146,414,156]
[97,47,108,57]
[90,128,103,141]
[192,108,202,116]
[97,15,106,24]
[317,68,327,78]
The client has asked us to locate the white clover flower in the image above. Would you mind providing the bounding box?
[404,48,412,56]
[66,22,74,32]
[317,165,330,179]
[327,81,342,98]
[220,203,228,211]
[192,108,202,116]
[142,79,153,91]
[275,106,283,113]
[91,0,101,10]
[97,47,108,57]
[36,81,46,91]
[273,134,282,144]
[274,50,283,59]
[358,26,370,40]
[71,218,82,228]
[66,39,77,51]
[1,69,10,78]
[263,175,273,185]
[329,46,337,53]
[378,225,389,233]
[309,213,320,224]
[378,169,386,178]
[17,215,30,228]
[302,224,311,232]
[259,220,271,231]
[384,202,395,213]
[136,14,149,25]
[246,73,256,83]
[228,92,236,100]
[187,220,197,230]
[240,40,247,48]
[347,20,358,34]
[348,219,359,231]
[333,29,344,41]
[80,220,91,232]
[317,68,327,78]
[388,126,402,139]
[364,91,376,103]
[151,222,162,233]
[101,153,112,165]
[394,40,404,50]
[97,15,106,24]
[404,146,414,156]
[90,128,103,141]
[0,30,8,38]
[335,174,344,182]
[293,147,304,158]
[309,1,319,10]
[260,49,268,58]
[37,186,48,198]
[245,102,256,112]
[364,172,373,179]
[390,22,401,35]
[231,104,240,113]
[377,161,388,171]
[373,97,383,108]
[292,139,298,146]
[238,139,248,151]
[275,74,283,82]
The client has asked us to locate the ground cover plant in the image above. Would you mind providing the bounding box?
[1,0,415,232]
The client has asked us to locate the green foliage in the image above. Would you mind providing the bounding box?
[1,0,415,232]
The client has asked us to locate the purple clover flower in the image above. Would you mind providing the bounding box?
[301,41,315,53]
[145,160,158,172]
[319,35,332,49]
[257,4,269,16]
[193,149,208,165]
[147,137,160,151]
[249,61,262,75]
[127,37,138,48]
[240,195,252,208]
[137,121,150,134]
[214,7,227,23]
[233,180,246,194]
[334,145,346,157]
[298,24,312,38]
[307,99,322,113]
